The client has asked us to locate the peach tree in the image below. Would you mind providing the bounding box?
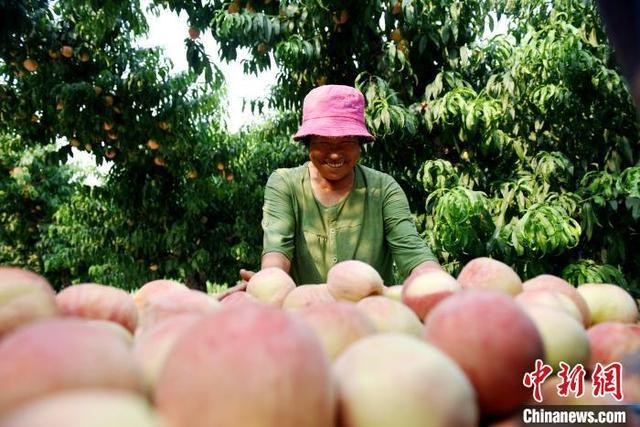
[160,0,639,295]
[0,0,304,289]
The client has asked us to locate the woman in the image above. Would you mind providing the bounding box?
[237,84,441,290]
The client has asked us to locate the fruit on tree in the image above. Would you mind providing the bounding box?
[146,139,159,150]
[188,26,200,39]
[22,59,38,72]
[333,334,478,427]
[401,270,461,320]
[295,301,376,361]
[576,283,639,324]
[457,257,523,296]
[423,290,544,416]
[0,267,58,338]
[155,304,334,427]
[0,318,143,415]
[60,45,73,58]
[390,29,402,42]
[56,283,138,333]
[281,283,335,310]
[356,295,422,335]
[522,274,591,327]
[246,267,296,307]
[327,260,384,302]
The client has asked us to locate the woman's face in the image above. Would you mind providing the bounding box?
[308,136,361,182]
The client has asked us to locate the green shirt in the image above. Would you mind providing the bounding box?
[261,162,437,285]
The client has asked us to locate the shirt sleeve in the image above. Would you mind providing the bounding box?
[261,170,295,260]
[382,176,438,278]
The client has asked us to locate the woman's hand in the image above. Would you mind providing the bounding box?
[240,268,255,282]
[214,269,255,301]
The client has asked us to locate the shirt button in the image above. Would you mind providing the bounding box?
[330,229,335,234]
[332,257,338,264]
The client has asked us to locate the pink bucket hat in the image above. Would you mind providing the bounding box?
[293,85,375,142]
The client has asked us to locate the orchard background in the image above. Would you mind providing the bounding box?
[1,0,639,297]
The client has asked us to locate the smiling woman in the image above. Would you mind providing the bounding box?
[235,85,443,287]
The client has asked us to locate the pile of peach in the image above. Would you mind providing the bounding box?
[0,258,638,427]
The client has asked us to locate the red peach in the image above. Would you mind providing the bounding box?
[522,274,591,327]
[56,283,138,333]
[356,295,422,336]
[457,257,522,296]
[0,318,143,415]
[282,284,335,310]
[423,290,544,417]
[155,304,334,427]
[401,270,461,320]
[294,301,376,361]
[0,268,58,338]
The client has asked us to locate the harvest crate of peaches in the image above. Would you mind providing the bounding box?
[0,258,638,427]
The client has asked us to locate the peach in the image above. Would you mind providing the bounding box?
[456,257,522,296]
[401,270,461,320]
[84,319,134,346]
[587,322,640,371]
[515,289,583,324]
[133,314,200,393]
[383,284,403,301]
[295,301,376,361]
[327,260,384,302]
[522,275,591,327]
[0,390,164,427]
[282,284,335,310]
[0,267,58,337]
[333,334,478,427]
[423,290,544,417]
[520,304,590,370]
[246,267,296,307]
[219,290,261,306]
[155,304,334,427]
[136,288,220,332]
[356,295,422,336]
[577,283,638,324]
[132,279,187,308]
[56,283,138,333]
[0,318,143,415]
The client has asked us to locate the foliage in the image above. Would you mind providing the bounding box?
[161,0,640,295]
[0,134,79,274]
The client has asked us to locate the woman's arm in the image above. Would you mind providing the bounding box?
[261,251,291,272]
